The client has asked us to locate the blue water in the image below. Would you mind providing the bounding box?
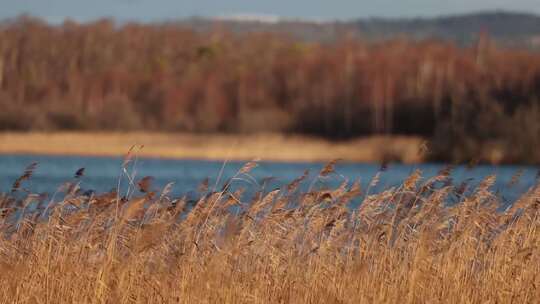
[0,154,538,204]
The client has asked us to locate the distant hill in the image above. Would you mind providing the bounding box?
[354,11,540,46]
[179,11,540,48]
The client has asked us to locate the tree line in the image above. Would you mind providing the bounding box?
[0,17,539,163]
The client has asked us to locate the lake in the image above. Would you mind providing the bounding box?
[0,154,538,205]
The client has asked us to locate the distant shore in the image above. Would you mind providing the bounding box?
[0,132,425,163]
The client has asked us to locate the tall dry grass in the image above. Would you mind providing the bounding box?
[0,159,538,303]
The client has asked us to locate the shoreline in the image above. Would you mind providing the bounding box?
[0,132,425,163]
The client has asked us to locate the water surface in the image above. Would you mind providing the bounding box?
[0,154,537,204]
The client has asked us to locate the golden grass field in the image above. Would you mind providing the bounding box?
[0,158,538,303]
[0,132,425,163]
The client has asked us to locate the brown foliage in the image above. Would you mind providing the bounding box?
[0,17,540,162]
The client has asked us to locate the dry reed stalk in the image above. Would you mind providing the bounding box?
[11,162,38,193]
[319,159,340,177]
[0,165,538,303]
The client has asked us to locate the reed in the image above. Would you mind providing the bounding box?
[0,160,538,303]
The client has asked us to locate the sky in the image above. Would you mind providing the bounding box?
[1,0,540,23]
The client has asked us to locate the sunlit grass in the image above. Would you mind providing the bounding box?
[0,132,424,163]
[0,159,538,303]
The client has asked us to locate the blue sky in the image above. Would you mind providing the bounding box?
[1,0,540,23]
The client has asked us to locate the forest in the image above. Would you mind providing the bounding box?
[0,16,539,163]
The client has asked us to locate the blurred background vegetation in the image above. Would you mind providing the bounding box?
[0,14,539,163]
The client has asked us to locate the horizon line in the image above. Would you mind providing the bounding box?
[2,9,540,26]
